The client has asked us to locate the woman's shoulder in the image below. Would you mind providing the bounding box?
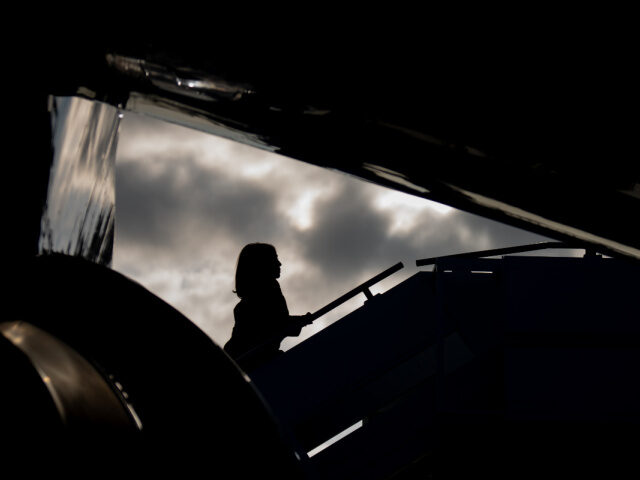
[233,294,268,313]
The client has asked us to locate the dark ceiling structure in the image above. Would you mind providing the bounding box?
[12,29,639,263]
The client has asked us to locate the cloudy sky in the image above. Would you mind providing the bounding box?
[112,111,558,349]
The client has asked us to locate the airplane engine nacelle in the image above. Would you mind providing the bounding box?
[1,254,307,478]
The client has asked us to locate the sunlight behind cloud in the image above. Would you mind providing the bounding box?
[285,189,321,230]
[373,190,454,234]
[239,158,279,178]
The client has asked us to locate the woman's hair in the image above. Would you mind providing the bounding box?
[234,243,278,298]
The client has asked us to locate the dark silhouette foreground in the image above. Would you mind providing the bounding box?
[224,243,311,371]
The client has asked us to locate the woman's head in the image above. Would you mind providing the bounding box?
[234,243,281,298]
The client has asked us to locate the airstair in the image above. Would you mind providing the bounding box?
[250,243,640,479]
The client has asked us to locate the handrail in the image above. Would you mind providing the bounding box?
[310,261,404,320]
[415,241,580,267]
[233,262,404,367]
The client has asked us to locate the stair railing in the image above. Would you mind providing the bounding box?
[232,262,404,367]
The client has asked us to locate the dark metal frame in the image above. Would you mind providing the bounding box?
[416,241,581,267]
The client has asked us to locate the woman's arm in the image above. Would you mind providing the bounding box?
[283,313,314,337]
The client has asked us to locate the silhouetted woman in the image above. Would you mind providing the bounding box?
[224,243,312,371]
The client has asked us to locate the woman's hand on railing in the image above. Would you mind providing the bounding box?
[285,313,315,337]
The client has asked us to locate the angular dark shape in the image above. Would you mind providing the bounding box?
[5,30,640,480]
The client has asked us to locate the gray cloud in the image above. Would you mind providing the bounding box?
[116,154,284,251]
[113,112,553,344]
[298,178,549,284]
[300,182,391,277]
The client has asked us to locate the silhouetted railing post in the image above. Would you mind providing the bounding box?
[309,262,404,321]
